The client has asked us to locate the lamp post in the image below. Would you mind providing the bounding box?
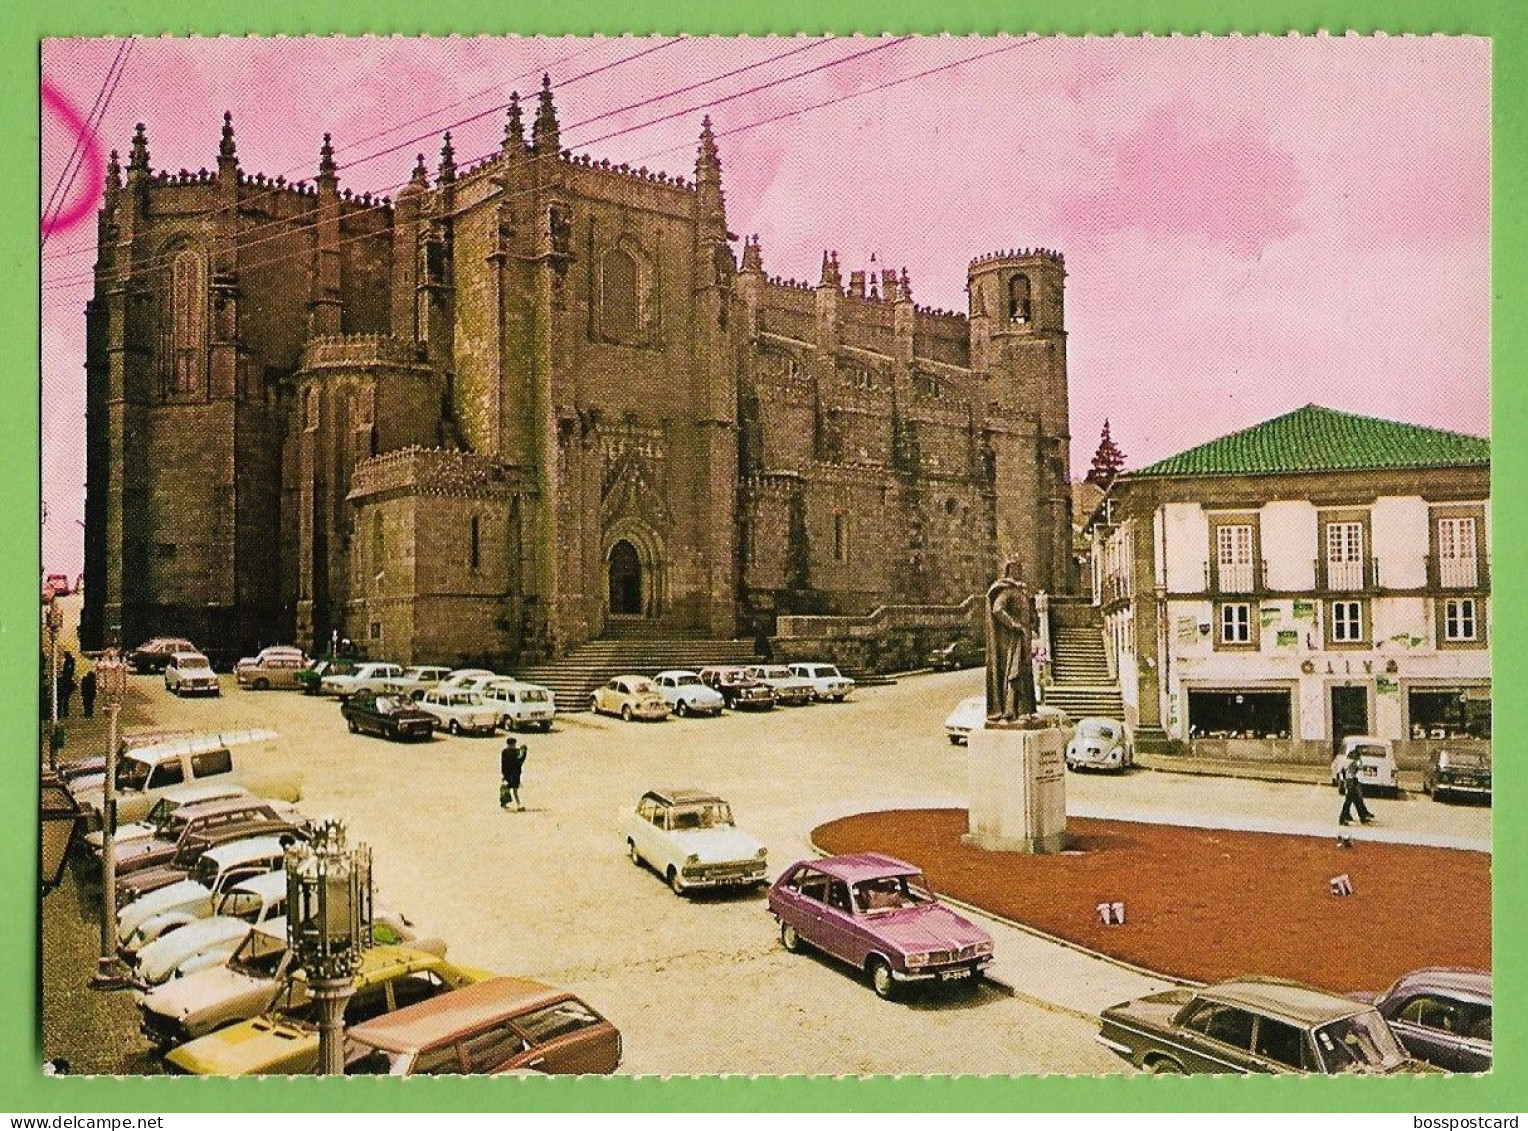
[286,818,372,1075]
[91,650,129,989]
[45,599,63,758]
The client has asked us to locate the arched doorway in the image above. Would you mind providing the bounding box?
[608,539,643,616]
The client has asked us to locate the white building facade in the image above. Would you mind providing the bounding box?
[1095,406,1489,766]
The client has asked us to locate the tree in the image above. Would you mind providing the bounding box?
[1085,419,1126,487]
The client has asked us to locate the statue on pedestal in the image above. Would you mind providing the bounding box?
[985,557,1038,724]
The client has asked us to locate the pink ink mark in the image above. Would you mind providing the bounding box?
[41,79,105,237]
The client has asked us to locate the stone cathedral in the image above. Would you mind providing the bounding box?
[81,79,1074,665]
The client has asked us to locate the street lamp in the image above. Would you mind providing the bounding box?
[91,650,130,989]
[40,771,80,896]
[45,599,64,750]
[286,818,372,1075]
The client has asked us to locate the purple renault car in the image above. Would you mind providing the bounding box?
[768,853,994,999]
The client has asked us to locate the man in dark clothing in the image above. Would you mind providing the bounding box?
[500,738,527,811]
[79,669,97,718]
[1338,752,1375,825]
[56,671,75,718]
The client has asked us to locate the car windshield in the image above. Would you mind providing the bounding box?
[374,696,400,713]
[1350,745,1389,760]
[816,666,842,678]
[1081,721,1118,740]
[1314,1011,1408,1073]
[177,654,210,667]
[629,679,658,695]
[719,671,746,684]
[229,932,288,977]
[145,797,180,829]
[217,890,271,922]
[116,757,152,793]
[190,855,221,886]
[674,674,702,687]
[852,873,936,914]
[344,1044,409,1075]
[520,689,548,702]
[669,802,733,830]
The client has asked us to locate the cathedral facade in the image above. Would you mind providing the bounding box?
[81,81,1074,665]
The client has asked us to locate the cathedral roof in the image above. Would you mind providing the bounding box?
[1132,404,1489,479]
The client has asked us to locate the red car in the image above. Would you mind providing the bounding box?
[768,853,994,999]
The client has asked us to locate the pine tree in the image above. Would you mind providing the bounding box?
[1086,419,1126,487]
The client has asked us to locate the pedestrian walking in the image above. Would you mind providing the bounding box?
[61,652,76,685]
[57,671,76,718]
[1338,750,1375,826]
[80,668,97,718]
[500,737,527,811]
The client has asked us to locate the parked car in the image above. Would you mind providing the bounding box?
[131,871,290,987]
[698,666,775,711]
[138,920,442,1048]
[1330,735,1400,795]
[384,665,453,700]
[235,646,307,691]
[343,977,622,1076]
[71,730,301,828]
[439,668,500,692]
[944,695,1067,745]
[743,664,816,707]
[1065,718,1133,772]
[117,836,297,949]
[1353,967,1491,1073]
[85,781,257,859]
[341,691,436,742]
[478,679,557,732]
[622,789,768,895]
[652,671,724,718]
[321,662,405,699]
[162,652,220,697]
[110,796,299,878]
[590,676,671,722]
[129,637,198,674]
[1096,976,1426,1075]
[768,853,994,999]
[1422,749,1492,803]
[296,658,356,696]
[787,662,855,702]
[118,829,301,908]
[164,946,494,1074]
[416,688,500,736]
[928,639,984,672]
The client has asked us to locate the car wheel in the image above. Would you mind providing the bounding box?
[868,958,896,1000]
[1145,1056,1184,1075]
[675,699,689,717]
[628,839,642,866]
[253,677,270,692]
[539,722,552,733]
[347,717,358,734]
[589,696,600,714]
[780,922,802,953]
[667,867,685,896]
[622,705,633,722]
[948,735,962,746]
[449,720,461,736]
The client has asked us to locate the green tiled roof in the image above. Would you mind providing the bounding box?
[1131,405,1490,478]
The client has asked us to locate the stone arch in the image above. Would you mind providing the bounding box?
[598,234,657,343]
[603,520,666,620]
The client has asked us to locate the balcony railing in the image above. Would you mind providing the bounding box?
[1205,558,1266,594]
[1428,553,1489,590]
[1317,556,1377,592]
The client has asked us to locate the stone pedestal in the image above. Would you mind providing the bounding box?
[964,724,1069,854]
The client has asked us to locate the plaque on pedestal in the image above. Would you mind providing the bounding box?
[963,723,1069,854]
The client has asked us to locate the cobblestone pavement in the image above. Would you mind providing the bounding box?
[41,666,1489,1076]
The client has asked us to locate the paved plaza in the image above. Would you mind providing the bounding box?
[42,666,1490,1075]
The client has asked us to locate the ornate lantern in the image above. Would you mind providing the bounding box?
[285,818,373,1074]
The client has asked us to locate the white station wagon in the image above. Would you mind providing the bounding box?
[479,679,557,732]
[622,788,768,896]
[164,652,220,697]
[320,663,405,698]
[787,662,855,702]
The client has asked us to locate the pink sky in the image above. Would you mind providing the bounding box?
[40,35,1490,577]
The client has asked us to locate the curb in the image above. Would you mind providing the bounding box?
[1138,758,1426,794]
[805,834,1198,1022]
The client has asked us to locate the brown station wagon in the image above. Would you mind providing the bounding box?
[343,976,621,1076]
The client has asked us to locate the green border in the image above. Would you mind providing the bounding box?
[11,0,1517,1112]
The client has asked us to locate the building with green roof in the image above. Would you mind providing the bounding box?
[1087,405,1489,766]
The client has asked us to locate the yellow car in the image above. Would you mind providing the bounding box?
[164,945,495,1076]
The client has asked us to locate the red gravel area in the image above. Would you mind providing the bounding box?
[813,810,1490,993]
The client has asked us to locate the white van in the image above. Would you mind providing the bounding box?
[1331,735,1400,795]
[479,679,556,732]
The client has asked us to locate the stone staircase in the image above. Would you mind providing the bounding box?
[517,636,760,711]
[1042,622,1125,722]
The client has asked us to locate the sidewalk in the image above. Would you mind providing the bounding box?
[1136,750,1425,793]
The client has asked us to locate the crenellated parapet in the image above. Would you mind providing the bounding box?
[349,446,519,501]
[969,246,1066,269]
[300,332,430,372]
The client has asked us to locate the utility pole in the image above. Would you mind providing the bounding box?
[91,650,129,989]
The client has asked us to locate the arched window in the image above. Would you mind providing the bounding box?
[603,247,639,341]
[170,250,207,393]
[1007,274,1032,325]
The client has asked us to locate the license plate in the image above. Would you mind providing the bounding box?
[939,968,972,981]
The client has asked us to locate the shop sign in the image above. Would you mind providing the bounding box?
[1376,676,1398,695]
[1260,606,1280,627]
[1276,630,1299,648]
[1293,600,1315,619]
